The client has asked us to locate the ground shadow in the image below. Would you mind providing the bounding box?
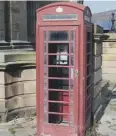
[94,81,116,123]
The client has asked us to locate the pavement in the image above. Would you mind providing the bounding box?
[97,84,116,136]
[0,83,116,136]
[0,117,37,136]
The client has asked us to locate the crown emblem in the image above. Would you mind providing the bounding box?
[56,6,63,13]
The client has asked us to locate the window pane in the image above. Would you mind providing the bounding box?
[49,31,68,41]
[44,31,46,41]
[87,43,91,54]
[44,66,47,77]
[44,55,47,64]
[49,67,69,78]
[70,79,74,90]
[87,32,91,42]
[70,56,74,66]
[44,42,47,53]
[49,79,69,90]
[70,43,74,53]
[43,14,78,21]
[70,31,74,41]
[86,54,91,64]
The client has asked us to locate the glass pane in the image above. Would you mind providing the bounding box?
[44,67,47,77]
[70,43,74,53]
[44,112,48,123]
[87,43,91,53]
[44,83,47,89]
[86,54,91,64]
[87,65,91,76]
[44,55,47,64]
[44,89,48,100]
[49,91,69,102]
[44,78,48,84]
[87,86,91,96]
[87,32,91,42]
[44,31,46,41]
[49,79,69,90]
[44,42,47,53]
[44,101,48,112]
[70,56,74,66]
[70,68,74,79]
[48,55,69,65]
[48,43,69,53]
[43,14,78,21]
[70,31,74,41]
[49,31,68,41]
[69,92,73,102]
[49,67,69,78]
[87,76,91,87]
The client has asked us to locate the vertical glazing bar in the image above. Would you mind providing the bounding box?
[46,31,49,123]
[69,30,71,125]
[69,30,75,126]
[43,31,49,123]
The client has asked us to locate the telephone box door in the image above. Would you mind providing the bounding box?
[38,26,80,136]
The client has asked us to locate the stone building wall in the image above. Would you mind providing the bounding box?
[102,33,116,83]
[0,51,36,121]
[92,25,103,121]
[0,1,5,40]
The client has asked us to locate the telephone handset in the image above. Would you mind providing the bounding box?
[55,44,68,65]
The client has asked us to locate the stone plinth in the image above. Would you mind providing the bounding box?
[0,49,36,121]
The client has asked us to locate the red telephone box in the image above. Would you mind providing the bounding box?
[36,2,92,136]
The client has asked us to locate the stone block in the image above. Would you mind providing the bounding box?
[0,85,5,99]
[93,42,102,55]
[5,70,22,84]
[106,33,116,40]
[94,56,102,70]
[7,107,36,121]
[5,82,24,98]
[24,94,36,107]
[0,71,5,84]
[21,69,36,81]
[102,54,116,61]
[5,52,36,62]
[24,81,36,94]
[92,92,101,113]
[102,61,116,67]
[0,51,35,63]
[102,68,116,74]
[103,47,116,54]
[6,96,24,111]
[103,42,116,48]
[6,94,36,111]
[102,73,116,82]
[93,69,102,85]
[0,99,6,112]
[93,81,101,98]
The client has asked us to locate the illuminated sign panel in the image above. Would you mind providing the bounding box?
[43,14,78,21]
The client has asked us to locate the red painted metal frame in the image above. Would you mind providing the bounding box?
[36,2,92,136]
